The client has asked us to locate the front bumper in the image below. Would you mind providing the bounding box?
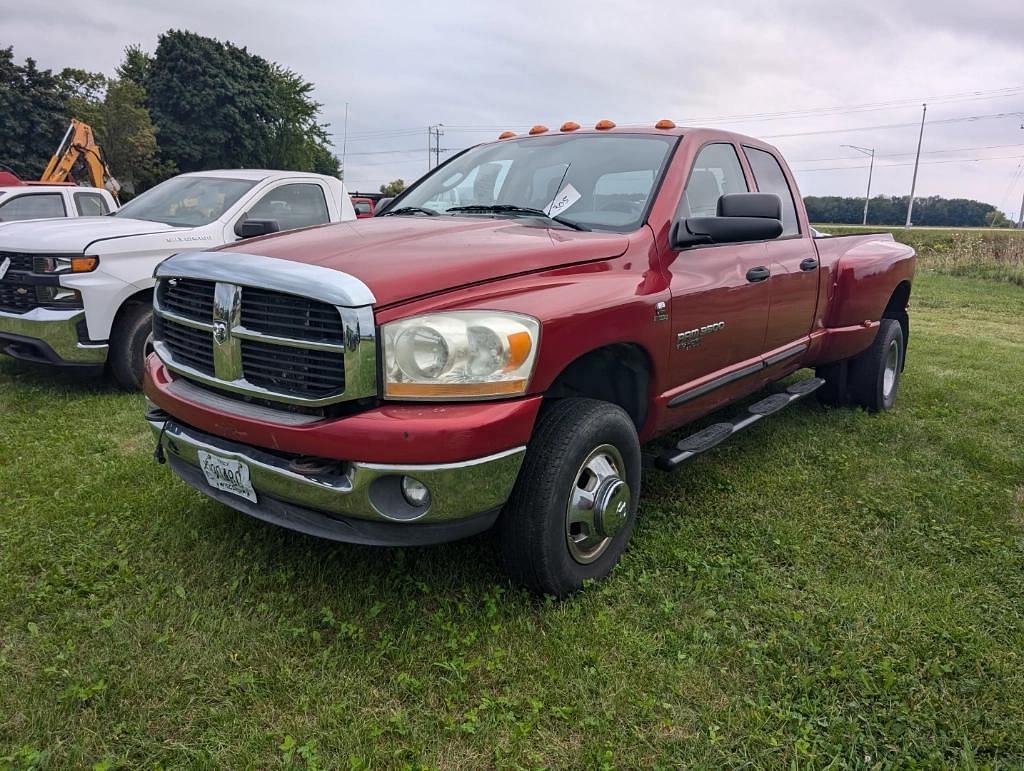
[0,308,107,366]
[148,411,526,546]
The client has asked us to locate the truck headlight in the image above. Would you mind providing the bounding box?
[382,311,540,400]
[33,255,99,274]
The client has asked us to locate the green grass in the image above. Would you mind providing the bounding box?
[2,272,1024,768]
[816,224,1024,286]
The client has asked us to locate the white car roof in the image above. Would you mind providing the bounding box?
[178,169,341,183]
[0,185,80,195]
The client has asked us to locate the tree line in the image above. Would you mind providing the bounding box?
[0,31,340,197]
[804,195,1015,228]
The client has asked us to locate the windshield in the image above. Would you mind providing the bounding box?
[115,176,257,227]
[392,133,677,232]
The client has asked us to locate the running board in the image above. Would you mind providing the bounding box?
[654,377,825,471]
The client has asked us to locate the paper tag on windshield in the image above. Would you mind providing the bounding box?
[545,184,581,218]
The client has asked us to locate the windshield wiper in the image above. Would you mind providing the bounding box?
[446,205,589,231]
[381,206,439,217]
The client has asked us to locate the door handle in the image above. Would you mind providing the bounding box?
[746,266,770,283]
[800,257,819,271]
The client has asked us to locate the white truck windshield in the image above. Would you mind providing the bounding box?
[115,176,257,227]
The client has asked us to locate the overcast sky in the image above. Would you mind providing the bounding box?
[6,0,1024,217]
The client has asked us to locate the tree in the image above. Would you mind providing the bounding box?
[94,78,173,195]
[380,179,406,197]
[804,195,1007,228]
[117,44,152,86]
[144,30,339,175]
[0,47,71,179]
[984,210,1012,228]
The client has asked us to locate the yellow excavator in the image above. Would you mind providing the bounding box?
[40,119,121,202]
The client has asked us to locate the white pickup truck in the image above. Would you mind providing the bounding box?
[0,183,119,222]
[0,169,356,388]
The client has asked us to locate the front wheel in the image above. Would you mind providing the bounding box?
[498,398,641,597]
[108,302,154,390]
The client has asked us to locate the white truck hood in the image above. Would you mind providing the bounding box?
[0,217,185,252]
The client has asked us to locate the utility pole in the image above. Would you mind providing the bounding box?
[842,144,875,225]
[904,103,927,229]
[340,102,349,181]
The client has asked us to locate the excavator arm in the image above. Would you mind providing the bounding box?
[40,119,121,201]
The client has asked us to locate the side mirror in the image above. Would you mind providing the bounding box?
[374,197,394,216]
[671,192,783,249]
[234,218,280,239]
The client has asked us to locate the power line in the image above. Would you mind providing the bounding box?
[794,153,1024,173]
[791,142,1024,165]
[764,111,1023,140]
[338,84,1024,139]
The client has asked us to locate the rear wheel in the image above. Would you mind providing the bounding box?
[498,398,641,597]
[849,318,904,412]
[108,302,154,390]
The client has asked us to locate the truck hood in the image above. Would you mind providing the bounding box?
[220,216,630,307]
[0,217,184,252]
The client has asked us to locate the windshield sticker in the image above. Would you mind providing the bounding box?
[545,184,581,218]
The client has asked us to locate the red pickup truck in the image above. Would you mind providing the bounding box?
[145,122,915,596]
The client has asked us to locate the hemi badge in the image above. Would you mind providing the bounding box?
[655,301,668,322]
[0,257,9,281]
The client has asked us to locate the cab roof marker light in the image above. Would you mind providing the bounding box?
[498,131,516,139]
[529,125,549,135]
[560,121,580,132]
[655,119,677,129]
[595,119,616,130]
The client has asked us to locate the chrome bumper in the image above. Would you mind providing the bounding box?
[148,414,525,537]
[0,308,107,365]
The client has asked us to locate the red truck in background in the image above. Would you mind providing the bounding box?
[145,122,915,596]
[349,194,382,218]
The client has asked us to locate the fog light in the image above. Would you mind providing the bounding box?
[401,476,431,507]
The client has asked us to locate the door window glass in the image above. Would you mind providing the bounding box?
[743,146,800,236]
[679,144,748,218]
[74,192,110,216]
[247,184,330,231]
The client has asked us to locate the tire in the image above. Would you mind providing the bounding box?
[498,398,641,597]
[848,318,904,412]
[108,302,154,390]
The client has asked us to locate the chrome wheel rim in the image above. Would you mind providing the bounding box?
[566,443,631,565]
[882,339,899,399]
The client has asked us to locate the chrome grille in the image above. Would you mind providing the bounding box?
[240,287,345,343]
[153,315,215,375]
[241,339,346,397]
[151,252,377,409]
[157,278,215,322]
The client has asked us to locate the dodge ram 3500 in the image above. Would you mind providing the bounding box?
[144,123,915,596]
[0,170,355,388]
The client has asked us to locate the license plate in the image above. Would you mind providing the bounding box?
[198,450,257,503]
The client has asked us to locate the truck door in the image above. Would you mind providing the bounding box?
[742,146,818,352]
[664,142,771,391]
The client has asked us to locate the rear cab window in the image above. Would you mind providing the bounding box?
[0,192,67,221]
[743,146,800,236]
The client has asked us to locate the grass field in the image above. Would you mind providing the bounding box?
[816,224,1024,286]
[2,271,1024,768]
